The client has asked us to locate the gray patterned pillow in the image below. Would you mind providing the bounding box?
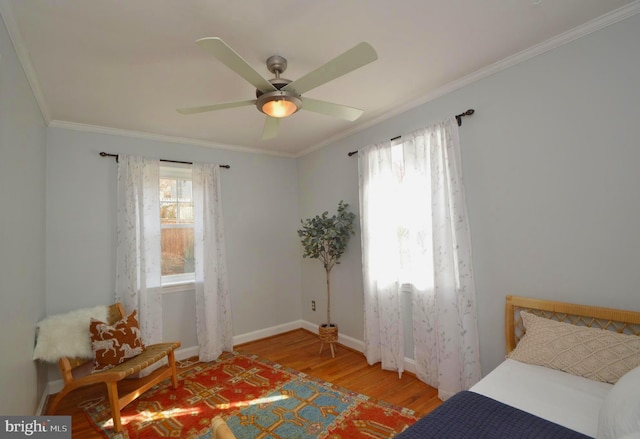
[508,311,640,383]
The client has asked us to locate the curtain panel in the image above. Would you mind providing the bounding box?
[192,163,233,361]
[358,118,481,400]
[115,155,163,348]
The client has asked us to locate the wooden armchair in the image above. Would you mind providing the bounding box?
[46,303,181,433]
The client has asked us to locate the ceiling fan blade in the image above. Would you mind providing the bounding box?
[283,42,377,95]
[177,99,256,115]
[302,98,364,121]
[196,37,276,94]
[262,116,280,140]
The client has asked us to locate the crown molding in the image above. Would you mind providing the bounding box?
[297,0,640,157]
[48,120,296,158]
[0,0,51,123]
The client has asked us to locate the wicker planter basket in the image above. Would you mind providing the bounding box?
[319,324,338,343]
[318,324,338,358]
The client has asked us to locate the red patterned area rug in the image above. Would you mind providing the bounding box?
[84,351,419,438]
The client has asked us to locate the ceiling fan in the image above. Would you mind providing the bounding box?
[177,38,378,140]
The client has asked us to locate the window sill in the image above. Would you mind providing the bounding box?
[161,281,195,294]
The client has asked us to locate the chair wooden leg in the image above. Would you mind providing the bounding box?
[106,381,122,433]
[47,387,72,415]
[168,350,179,389]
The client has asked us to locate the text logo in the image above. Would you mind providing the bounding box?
[0,417,71,438]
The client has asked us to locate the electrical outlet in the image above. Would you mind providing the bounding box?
[311,300,316,311]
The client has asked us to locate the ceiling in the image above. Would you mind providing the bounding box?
[3,1,637,156]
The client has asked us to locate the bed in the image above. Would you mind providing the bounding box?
[397,295,640,439]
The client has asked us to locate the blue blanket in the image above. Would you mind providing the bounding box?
[396,391,592,439]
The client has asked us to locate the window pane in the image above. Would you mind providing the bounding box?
[160,166,195,282]
[160,201,177,223]
[177,179,192,200]
[177,202,193,222]
[160,178,193,225]
[160,178,177,201]
[161,227,194,276]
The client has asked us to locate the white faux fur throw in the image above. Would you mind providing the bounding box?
[33,306,109,363]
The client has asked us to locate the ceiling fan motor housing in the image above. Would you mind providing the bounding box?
[255,77,294,97]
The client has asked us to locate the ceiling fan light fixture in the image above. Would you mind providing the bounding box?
[256,90,302,118]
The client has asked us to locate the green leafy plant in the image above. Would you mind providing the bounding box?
[298,201,356,326]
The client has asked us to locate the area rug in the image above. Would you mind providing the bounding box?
[84,351,419,438]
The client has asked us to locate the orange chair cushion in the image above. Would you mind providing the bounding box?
[89,310,145,372]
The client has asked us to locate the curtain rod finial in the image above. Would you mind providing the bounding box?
[455,109,475,126]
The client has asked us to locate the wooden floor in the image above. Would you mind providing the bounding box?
[46,329,441,438]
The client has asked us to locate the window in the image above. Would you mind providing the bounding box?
[361,141,434,291]
[159,163,194,285]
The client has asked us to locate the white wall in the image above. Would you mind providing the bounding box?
[298,13,640,375]
[45,128,301,364]
[0,17,47,413]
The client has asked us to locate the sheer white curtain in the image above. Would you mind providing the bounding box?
[192,163,233,361]
[115,155,163,347]
[358,118,481,400]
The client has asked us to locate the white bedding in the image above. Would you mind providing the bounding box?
[470,359,612,438]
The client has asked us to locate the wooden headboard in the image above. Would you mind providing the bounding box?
[505,295,640,354]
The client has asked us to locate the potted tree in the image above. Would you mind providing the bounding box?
[298,201,356,356]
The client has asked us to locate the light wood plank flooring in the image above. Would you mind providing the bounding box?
[45,329,441,438]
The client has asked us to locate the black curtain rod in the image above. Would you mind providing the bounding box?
[99,152,230,169]
[347,109,475,157]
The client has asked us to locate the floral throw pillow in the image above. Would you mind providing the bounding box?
[89,310,144,372]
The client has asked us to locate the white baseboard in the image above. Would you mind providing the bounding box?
[299,321,416,375]
[232,320,304,346]
[299,320,365,353]
[47,379,64,396]
[403,357,417,375]
[233,319,365,354]
[36,383,51,415]
[175,345,199,361]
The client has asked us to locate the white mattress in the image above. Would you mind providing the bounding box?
[470,359,612,438]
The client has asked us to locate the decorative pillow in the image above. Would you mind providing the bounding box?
[507,311,640,384]
[597,366,640,439]
[89,310,144,372]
